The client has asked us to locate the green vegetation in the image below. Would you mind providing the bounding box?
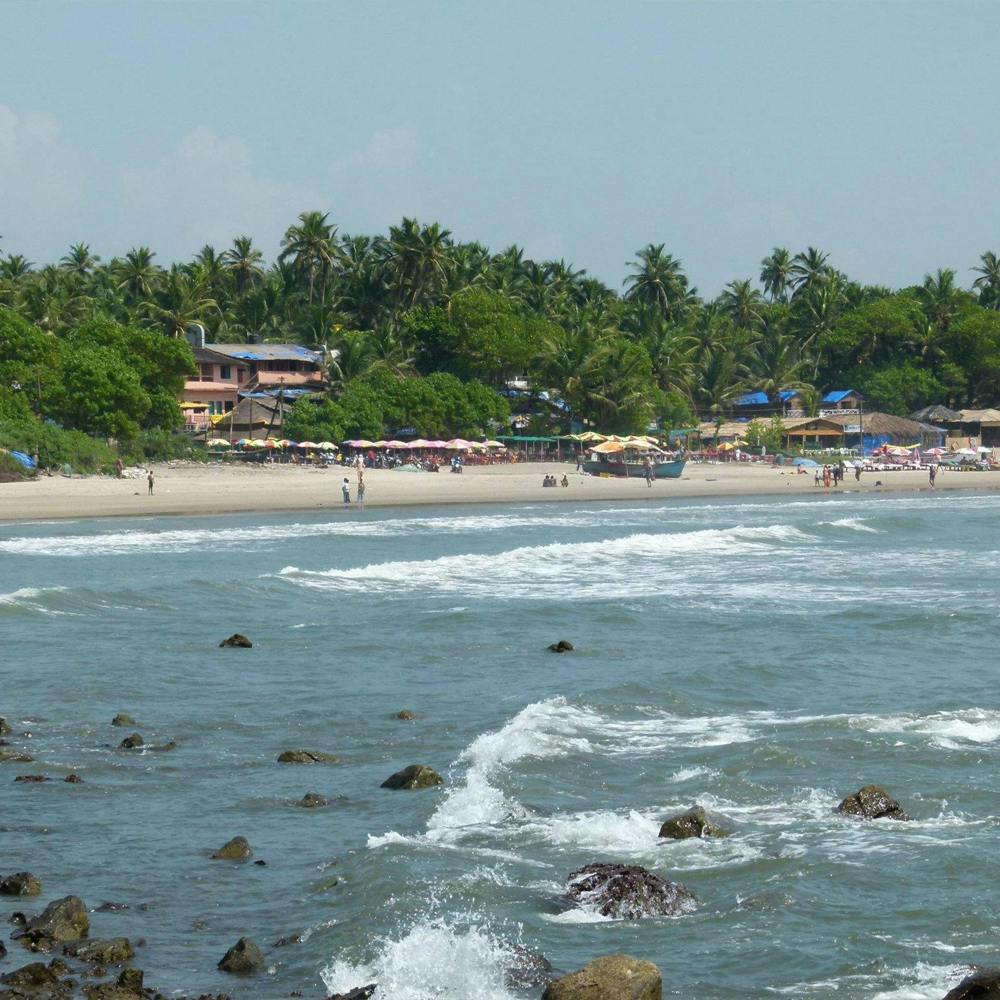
[2,216,1000,472]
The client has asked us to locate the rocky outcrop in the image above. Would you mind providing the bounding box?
[211,836,252,861]
[942,969,1000,999]
[0,748,33,763]
[64,774,84,784]
[81,967,146,1000]
[380,764,443,790]
[505,945,554,989]
[658,806,728,840]
[0,873,42,896]
[219,634,252,648]
[548,640,574,653]
[395,710,416,720]
[217,937,265,975]
[542,954,662,1000]
[837,785,908,821]
[565,863,695,919]
[117,734,144,750]
[277,750,339,764]
[327,987,376,1000]
[0,717,11,735]
[63,938,134,964]
[110,714,135,728]
[19,895,90,947]
[14,774,50,783]
[0,960,64,991]
[297,793,330,808]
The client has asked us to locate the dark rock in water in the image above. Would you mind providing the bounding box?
[565,863,695,919]
[327,987,376,1000]
[82,967,147,999]
[14,774,50,783]
[65,773,84,783]
[837,784,909,821]
[96,902,129,913]
[658,805,729,840]
[395,710,416,720]
[297,792,330,808]
[118,733,144,750]
[217,936,265,975]
[0,940,5,960]
[9,911,28,927]
[548,639,574,653]
[542,954,661,1000]
[380,764,443,790]
[219,633,252,648]
[0,748,33,763]
[149,740,177,752]
[253,859,267,866]
[505,944,554,989]
[110,713,135,727]
[64,937,134,964]
[942,969,1000,999]
[277,749,339,764]
[21,895,90,945]
[0,717,11,735]
[0,872,42,896]
[272,933,302,947]
[1,960,63,989]
[211,836,252,861]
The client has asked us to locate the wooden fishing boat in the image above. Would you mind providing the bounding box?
[583,455,686,479]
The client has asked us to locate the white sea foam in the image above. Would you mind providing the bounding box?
[870,962,972,1000]
[669,765,720,782]
[0,586,70,615]
[277,523,815,600]
[822,516,880,533]
[854,709,1000,747]
[320,918,520,1000]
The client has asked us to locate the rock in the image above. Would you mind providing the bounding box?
[9,911,28,927]
[380,764,443,790]
[658,805,728,840]
[0,717,11,735]
[0,873,42,896]
[548,639,574,653]
[505,944,554,989]
[297,793,330,808]
[95,902,129,913]
[0,940,4,960]
[219,633,252,648]
[272,933,301,947]
[395,710,416,720]
[0,748,33,763]
[542,954,662,1000]
[277,749,339,764]
[253,859,267,866]
[118,734,144,750]
[942,969,1000,999]
[14,774,50,783]
[217,937,265,975]
[64,938,134,964]
[22,895,90,945]
[150,741,177,752]
[110,714,135,727]
[82,967,146,1000]
[211,836,252,861]
[565,863,695,919]
[0,960,62,990]
[837,784,909,821]
[65,774,84,783]
[326,988,376,1000]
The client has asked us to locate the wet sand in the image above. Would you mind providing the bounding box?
[1,460,996,523]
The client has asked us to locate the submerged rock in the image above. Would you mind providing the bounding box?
[117,733,144,750]
[565,863,695,919]
[0,717,11,735]
[394,710,416,720]
[219,633,252,648]
[277,749,339,764]
[211,836,252,861]
[837,785,909,821]
[95,902,129,913]
[0,748,33,763]
[64,937,134,964]
[327,987,376,1000]
[658,806,729,840]
[217,937,265,975]
[65,773,84,783]
[14,774,50,783]
[20,895,90,946]
[82,967,147,1000]
[548,639,575,653]
[0,873,42,896]
[297,792,330,808]
[542,954,661,1000]
[110,713,136,727]
[505,944,554,989]
[380,764,443,790]
[0,960,63,990]
[942,969,1000,999]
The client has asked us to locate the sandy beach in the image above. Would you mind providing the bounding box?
[1,460,997,523]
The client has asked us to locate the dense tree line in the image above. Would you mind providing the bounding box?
[2,213,1000,454]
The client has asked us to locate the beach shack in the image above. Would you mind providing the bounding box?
[950,408,1000,449]
[733,389,807,417]
[820,389,863,414]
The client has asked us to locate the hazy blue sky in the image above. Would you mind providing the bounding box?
[2,1,997,295]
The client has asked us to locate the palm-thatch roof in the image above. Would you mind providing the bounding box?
[910,405,960,423]
[826,411,941,439]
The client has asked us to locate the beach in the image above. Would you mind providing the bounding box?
[2,460,998,523]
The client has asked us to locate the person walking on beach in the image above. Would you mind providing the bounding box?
[575,452,583,472]
[115,456,124,478]
[357,468,366,505]
[643,456,654,487]
[929,463,937,488]
[147,469,154,495]
[822,465,831,489]
[342,477,351,504]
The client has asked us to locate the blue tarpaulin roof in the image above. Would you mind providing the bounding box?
[736,390,800,406]
[204,343,323,364]
[238,388,314,400]
[822,389,859,403]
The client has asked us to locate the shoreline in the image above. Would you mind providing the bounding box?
[2,461,998,525]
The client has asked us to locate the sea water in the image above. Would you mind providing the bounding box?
[1,492,998,999]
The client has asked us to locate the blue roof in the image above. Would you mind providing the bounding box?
[205,343,323,364]
[822,389,858,403]
[736,389,800,407]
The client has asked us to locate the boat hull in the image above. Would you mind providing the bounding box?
[583,459,686,479]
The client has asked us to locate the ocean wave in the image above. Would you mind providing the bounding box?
[276,523,815,600]
[821,516,880,533]
[853,709,1000,747]
[0,586,71,615]
[320,917,522,1000]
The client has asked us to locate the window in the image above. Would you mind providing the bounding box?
[237,368,245,383]
[220,365,232,380]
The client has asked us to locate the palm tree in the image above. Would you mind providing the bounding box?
[381,218,454,308]
[972,251,1000,310]
[60,243,99,277]
[918,268,961,331]
[790,247,830,297]
[750,325,811,402]
[279,211,339,304]
[0,254,34,280]
[760,248,793,302]
[692,345,747,418]
[720,279,764,331]
[144,268,218,337]
[623,244,689,318]
[224,236,265,296]
[326,329,376,389]
[114,247,160,302]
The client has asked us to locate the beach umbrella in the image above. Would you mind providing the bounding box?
[297,441,319,449]
[279,439,296,448]
[385,439,408,448]
[352,440,376,448]
[316,441,337,450]
[484,440,506,448]
[372,440,389,448]
[425,440,447,448]
[444,438,472,449]
[206,438,230,448]
[263,438,281,449]
[407,438,430,448]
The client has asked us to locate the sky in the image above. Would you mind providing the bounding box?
[1,0,998,296]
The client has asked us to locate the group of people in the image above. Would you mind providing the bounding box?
[542,474,569,488]
[813,461,858,487]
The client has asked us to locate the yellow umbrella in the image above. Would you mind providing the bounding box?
[206,438,230,448]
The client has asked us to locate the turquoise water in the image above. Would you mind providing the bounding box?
[1,492,999,999]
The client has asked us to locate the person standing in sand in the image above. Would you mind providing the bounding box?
[643,456,654,487]
[929,464,937,488]
[342,477,351,504]
[147,469,154,495]
[357,467,366,505]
